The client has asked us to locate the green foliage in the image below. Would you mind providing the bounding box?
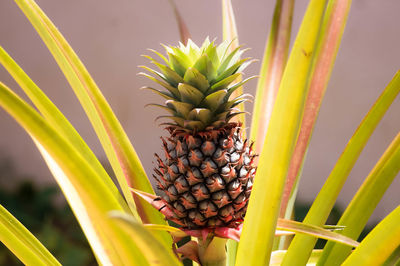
[0,161,95,265]
[0,0,399,265]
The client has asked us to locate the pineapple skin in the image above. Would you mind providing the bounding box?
[154,123,256,229]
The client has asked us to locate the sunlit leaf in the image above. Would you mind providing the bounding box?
[250,0,294,153]
[342,205,400,265]
[0,204,60,266]
[109,212,181,266]
[280,0,352,225]
[276,219,359,248]
[319,132,400,265]
[13,0,170,244]
[236,1,328,265]
[0,82,147,265]
[284,71,400,264]
[0,46,128,213]
[270,250,323,266]
[221,0,245,130]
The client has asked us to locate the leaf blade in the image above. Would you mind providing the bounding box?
[236,1,328,265]
[0,81,148,265]
[0,204,60,266]
[318,132,400,265]
[13,0,170,244]
[284,71,400,264]
[342,205,400,266]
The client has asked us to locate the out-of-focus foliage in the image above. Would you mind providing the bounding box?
[0,158,95,266]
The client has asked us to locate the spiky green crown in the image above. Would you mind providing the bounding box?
[141,38,254,133]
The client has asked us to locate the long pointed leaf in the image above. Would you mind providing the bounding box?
[0,204,60,266]
[221,0,246,131]
[0,46,128,213]
[270,250,323,266]
[167,0,191,45]
[13,0,170,244]
[342,205,400,265]
[0,82,147,265]
[250,0,294,153]
[284,71,400,264]
[318,132,400,265]
[109,212,181,266]
[236,1,328,265]
[281,0,352,219]
[276,219,359,248]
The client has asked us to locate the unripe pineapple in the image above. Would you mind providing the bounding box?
[142,39,256,229]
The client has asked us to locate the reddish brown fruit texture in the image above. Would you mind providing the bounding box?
[153,123,256,229]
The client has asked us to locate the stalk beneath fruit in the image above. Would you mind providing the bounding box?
[198,236,227,266]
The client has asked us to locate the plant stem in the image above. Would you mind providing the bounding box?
[198,236,227,266]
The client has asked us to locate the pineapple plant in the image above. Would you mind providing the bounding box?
[1,0,400,266]
[142,39,256,230]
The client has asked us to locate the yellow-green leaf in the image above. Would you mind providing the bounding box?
[13,0,170,244]
[109,212,181,266]
[342,205,400,265]
[284,71,400,264]
[0,82,147,265]
[236,1,328,265]
[0,204,60,266]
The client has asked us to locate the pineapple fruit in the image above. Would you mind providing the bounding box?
[142,39,256,229]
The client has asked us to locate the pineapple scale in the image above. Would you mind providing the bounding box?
[154,123,256,229]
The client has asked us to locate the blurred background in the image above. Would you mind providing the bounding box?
[0,0,399,264]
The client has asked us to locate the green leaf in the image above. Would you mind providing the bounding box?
[148,48,170,65]
[184,120,205,131]
[193,54,217,82]
[250,0,294,153]
[156,115,185,127]
[226,240,238,266]
[0,47,128,213]
[270,250,323,266]
[284,71,400,264]
[277,219,359,247]
[0,204,60,266]
[204,41,219,67]
[187,108,212,124]
[203,90,228,112]
[221,0,246,134]
[142,86,175,100]
[13,0,170,240]
[236,0,328,265]
[183,67,210,93]
[153,61,185,86]
[145,103,176,115]
[168,52,187,77]
[215,58,249,84]
[318,132,400,265]
[211,72,241,92]
[222,0,239,52]
[342,205,400,265]
[0,82,147,265]
[109,212,181,266]
[166,100,194,117]
[279,0,351,238]
[143,224,188,238]
[139,70,181,98]
[178,83,204,105]
[217,46,242,74]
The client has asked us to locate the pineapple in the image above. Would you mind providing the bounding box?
[141,39,256,229]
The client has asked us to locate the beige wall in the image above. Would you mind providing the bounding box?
[0,0,399,223]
